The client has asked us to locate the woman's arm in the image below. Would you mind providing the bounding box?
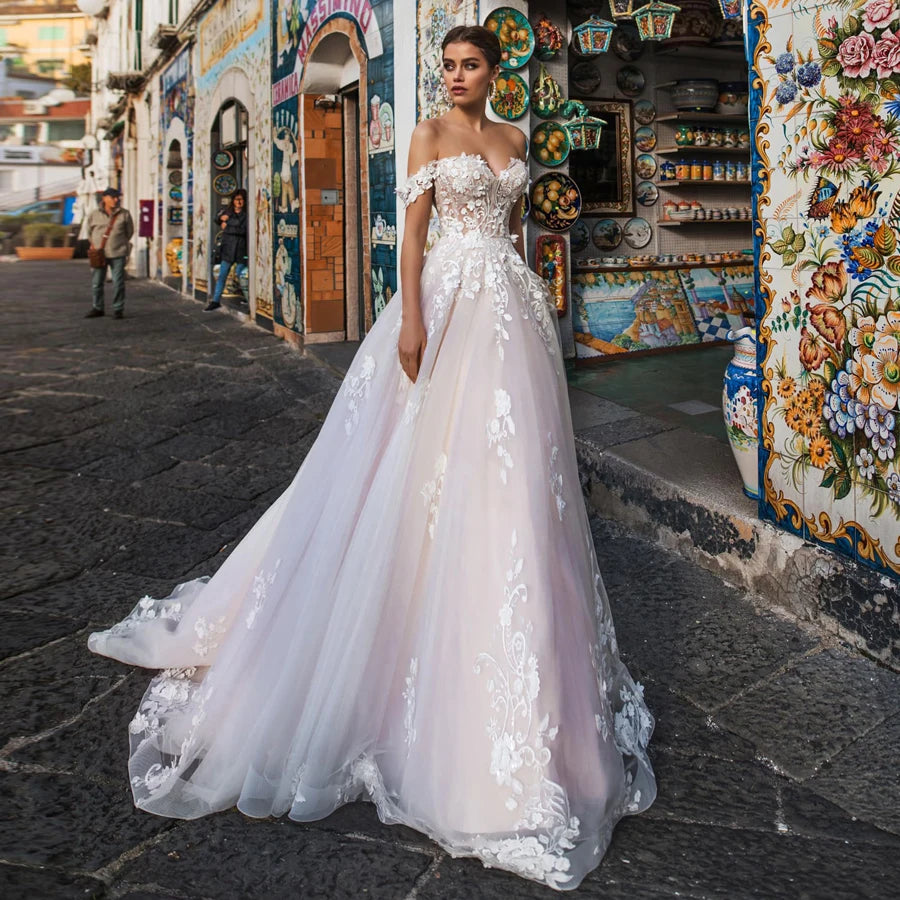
[397,122,438,383]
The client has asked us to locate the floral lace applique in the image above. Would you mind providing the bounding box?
[246,558,282,629]
[395,161,437,208]
[473,529,580,889]
[548,434,566,521]
[193,615,227,658]
[343,354,376,435]
[421,453,447,539]
[101,593,186,640]
[487,389,515,484]
[402,657,418,751]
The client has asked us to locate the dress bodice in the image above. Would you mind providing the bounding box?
[397,153,528,240]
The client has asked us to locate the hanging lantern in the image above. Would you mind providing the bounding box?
[608,0,637,18]
[562,102,607,151]
[573,15,616,55]
[632,1,680,41]
[716,0,741,18]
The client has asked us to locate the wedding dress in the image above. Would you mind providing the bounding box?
[88,152,655,891]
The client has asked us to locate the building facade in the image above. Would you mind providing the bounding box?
[82,0,900,594]
[0,0,91,77]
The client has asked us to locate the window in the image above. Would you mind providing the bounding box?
[38,26,66,41]
[36,59,64,74]
[47,121,85,142]
[168,0,179,24]
[0,28,7,46]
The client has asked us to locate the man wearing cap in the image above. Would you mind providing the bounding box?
[85,187,134,319]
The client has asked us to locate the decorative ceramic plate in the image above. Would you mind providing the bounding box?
[570,60,602,95]
[530,173,581,232]
[213,173,238,195]
[491,71,529,120]
[634,126,657,152]
[485,7,535,69]
[634,153,657,179]
[592,218,623,250]
[521,192,530,220]
[168,185,182,203]
[616,65,645,97]
[612,26,644,62]
[636,181,659,206]
[530,122,571,167]
[633,99,656,124]
[168,169,183,186]
[214,150,234,170]
[570,219,591,253]
[623,216,652,248]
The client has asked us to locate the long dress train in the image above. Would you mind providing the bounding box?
[88,152,655,891]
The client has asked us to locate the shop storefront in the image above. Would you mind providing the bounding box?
[459,0,900,582]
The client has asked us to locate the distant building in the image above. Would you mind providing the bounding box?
[0,0,91,78]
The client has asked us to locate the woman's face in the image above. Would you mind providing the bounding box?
[442,41,498,108]
[233,194,245,210]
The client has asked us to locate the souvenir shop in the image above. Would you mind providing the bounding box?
[480,1,753,361]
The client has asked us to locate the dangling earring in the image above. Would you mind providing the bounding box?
[489,80,498,104]
[439,81,451,105]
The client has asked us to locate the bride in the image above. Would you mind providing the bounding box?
[88,24,655,891]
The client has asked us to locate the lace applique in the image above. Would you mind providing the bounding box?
[129,666,215,800]
[614,681,653,760]
[487,389,515,484]
[402,657,418,751]
[396,161,437,208]
[548,435,566,521]
[100,593,186,641]
[343,354,376,435]
[421,453,447,538]
[402,376,431,425]
[193,615,226,658]
[246,558,282,629]
[473,529,580,889]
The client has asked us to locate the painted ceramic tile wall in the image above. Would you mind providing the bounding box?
[271,0,394,330]
[160,48,194,290]
[753,0,900,577]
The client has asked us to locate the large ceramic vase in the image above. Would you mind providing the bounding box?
[722,326,760,499]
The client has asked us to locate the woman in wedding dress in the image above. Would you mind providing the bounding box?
[88,25,655,891]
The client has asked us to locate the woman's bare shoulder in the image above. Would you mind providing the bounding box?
[492,122,527,158]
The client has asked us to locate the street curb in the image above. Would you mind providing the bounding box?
[575,429,900,672]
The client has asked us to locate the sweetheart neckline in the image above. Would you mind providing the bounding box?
[433,152,525,180]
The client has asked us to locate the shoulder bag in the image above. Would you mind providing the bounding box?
[88,209,120,269]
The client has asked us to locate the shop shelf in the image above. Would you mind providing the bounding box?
[656,112,749,124]
[656,146,750,155]
[656,180,751,186]
[658,219,751,226]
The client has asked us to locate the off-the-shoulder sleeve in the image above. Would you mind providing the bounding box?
[395,161,437,208]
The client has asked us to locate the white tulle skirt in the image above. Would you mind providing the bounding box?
[89,232,655,891]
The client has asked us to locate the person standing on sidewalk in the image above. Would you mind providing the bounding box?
[205,188,248,311]
[85,187,134,320]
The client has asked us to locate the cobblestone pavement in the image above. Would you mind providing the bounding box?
[2,262,899,899]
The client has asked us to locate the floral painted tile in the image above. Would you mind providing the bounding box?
[758,0,900,577]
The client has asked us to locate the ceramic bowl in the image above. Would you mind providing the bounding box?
[669,79,719,113]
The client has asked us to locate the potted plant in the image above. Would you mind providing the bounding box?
[15,222,75,260]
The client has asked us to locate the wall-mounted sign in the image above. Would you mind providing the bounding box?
[199,0,265,75]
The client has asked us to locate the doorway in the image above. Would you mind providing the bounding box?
[210,99,249,302]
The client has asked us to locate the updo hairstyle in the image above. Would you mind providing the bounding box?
[440,25,502,69]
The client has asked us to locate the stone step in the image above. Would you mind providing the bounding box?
[569,389,900,672]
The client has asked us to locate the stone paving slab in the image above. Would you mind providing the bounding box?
[715,648,900,782]
[116,815,435,900]
[2,264,899,899]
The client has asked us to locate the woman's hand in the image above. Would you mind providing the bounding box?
[398,316,427,383]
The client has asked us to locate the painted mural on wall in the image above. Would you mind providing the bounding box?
[755,0,900,575]
[416,0,478,121]
[273,107,300,212]
[195,0,272,309]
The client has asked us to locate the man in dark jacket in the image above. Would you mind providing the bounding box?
[85,187,135,319]
[205,188,248,311]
